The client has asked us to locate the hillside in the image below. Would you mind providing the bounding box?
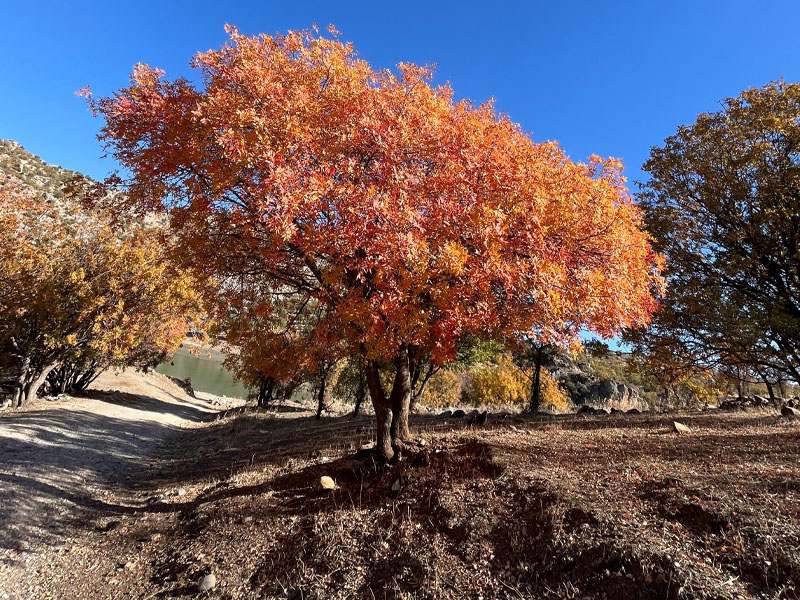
[0,139,85,202]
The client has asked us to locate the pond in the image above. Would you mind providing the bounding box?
[155,345,252,399]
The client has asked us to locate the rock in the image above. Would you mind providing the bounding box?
[451,409,466,418]
[169,376,196,398]
[176,488,187,497]
[583,379,647,412]
[439,410,453,418]
[242,516,253,524]
[718,399,741,411]
[673,421,691,434]
[781,404,800,419]
[319,476,336,491]
[198,573,217,592]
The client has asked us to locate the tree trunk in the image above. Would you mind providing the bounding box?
[390,346,413,446]
[365,359,394,461]
[23,362,58,405]
[353,361,365,416]
[528,347,543,413]
[315,378,326,418]
[12,354,32,408]
[257,376,274,408]
[764,380,776,403]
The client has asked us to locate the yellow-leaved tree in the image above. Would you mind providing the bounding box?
[0,184,206,406]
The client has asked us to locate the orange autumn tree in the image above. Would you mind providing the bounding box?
[85,25,663,460]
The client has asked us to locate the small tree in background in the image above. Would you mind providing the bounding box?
[417,369,463,409]
[468,355,529,407]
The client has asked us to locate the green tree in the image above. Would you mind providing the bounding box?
[626,81,800,386]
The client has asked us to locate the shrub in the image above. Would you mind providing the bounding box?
[418,369,462,408]
[540,370,569,412]
[468,355,528,406]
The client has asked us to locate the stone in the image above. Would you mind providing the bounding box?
[781,404,800,419]
[439,410,453,418]
[718,399,741,411]
[198,573,217,592]
[451,409,466,418]
[176,488,187,497]
[673,421,691,434]
[242,516,253,524]
[320,476,336,491]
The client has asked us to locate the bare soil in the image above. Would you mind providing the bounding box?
[0,370,241,599]
[1,375,798,599]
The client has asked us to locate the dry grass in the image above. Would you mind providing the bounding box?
[7,407,800,599]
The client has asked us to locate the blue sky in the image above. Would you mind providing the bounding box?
[2,1,799,189]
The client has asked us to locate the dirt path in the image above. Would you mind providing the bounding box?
[0,370,240,599]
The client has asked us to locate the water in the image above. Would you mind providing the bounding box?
[155,345,252,399]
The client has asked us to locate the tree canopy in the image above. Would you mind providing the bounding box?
[85,25,663,459]
[626,81,800,392]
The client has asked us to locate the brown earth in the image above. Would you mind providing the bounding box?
[1,373,798,599]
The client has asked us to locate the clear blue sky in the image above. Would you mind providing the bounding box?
[2,1,799,188]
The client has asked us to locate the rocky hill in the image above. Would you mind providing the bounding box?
[0,139,85,202]
[549,350,651,412]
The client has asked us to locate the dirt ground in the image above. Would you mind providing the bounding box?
[0,370,242,599]
[1,375,798,599]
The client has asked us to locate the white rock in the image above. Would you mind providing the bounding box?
[198,573,217,592]
[673,421,691,433]
[320,476,336,490]
[176,488,187,497]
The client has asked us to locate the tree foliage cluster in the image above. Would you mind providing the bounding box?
[626,81,800,404]
[0,183,205,406]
